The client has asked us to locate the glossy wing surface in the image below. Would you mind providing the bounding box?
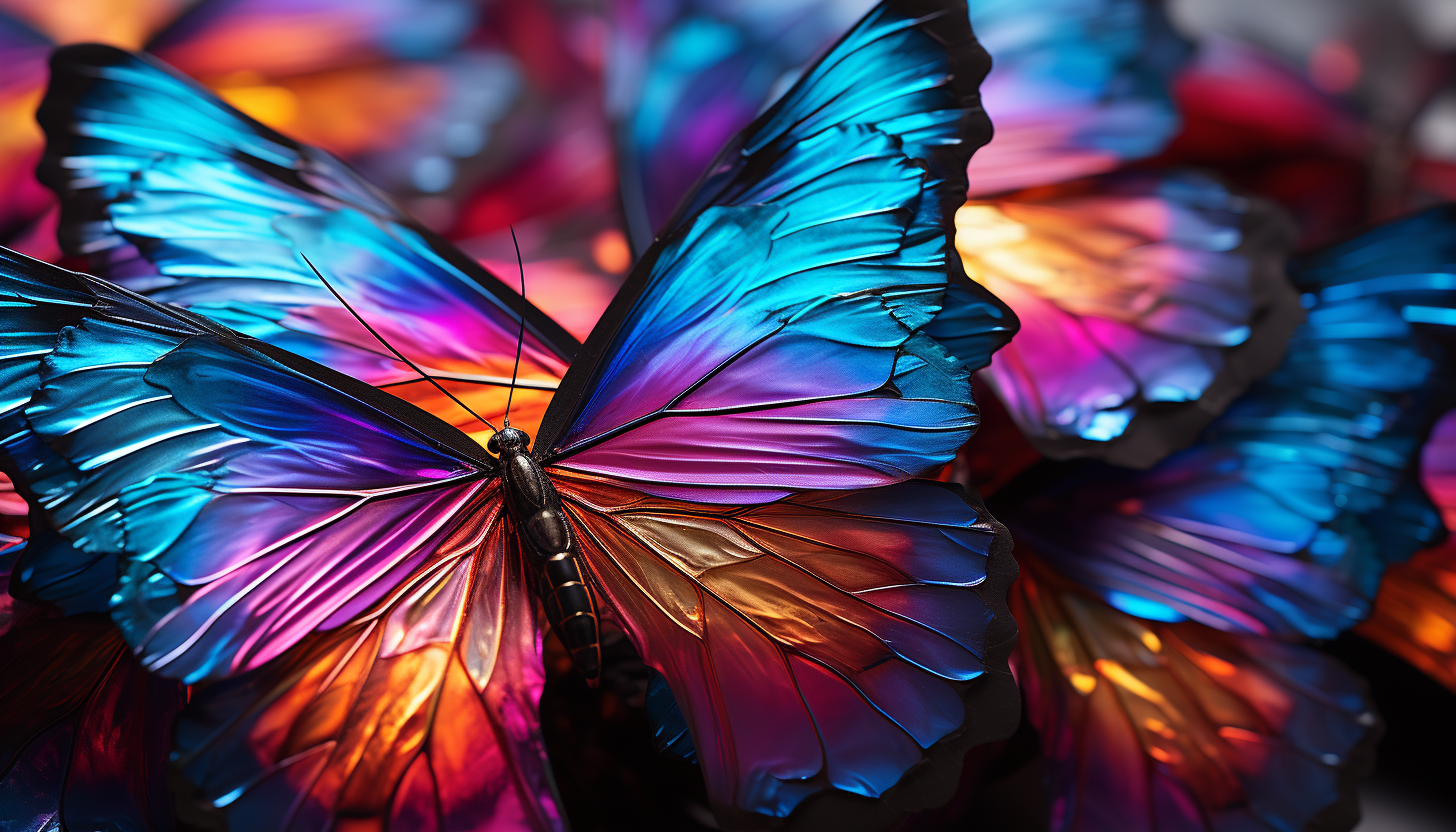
[552,468,1017,820]
[0,247,495,682]
[961,172,1302,466]
[964,0,1190,196]
[539,0,1016,503]
[999,206,1456,638]
[37,45,576,443]
[1012,560,1377,832]
[0,613,184,832]
[172,505,565,832]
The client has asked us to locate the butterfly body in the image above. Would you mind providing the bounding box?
[492,426,603,683]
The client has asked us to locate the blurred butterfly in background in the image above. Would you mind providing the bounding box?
[0,2,1023,830]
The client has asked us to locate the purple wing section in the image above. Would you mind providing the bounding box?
[0,247,495,683]
[964,0,1189,196]
[540,0,1015,503]
[962,172,1302,466]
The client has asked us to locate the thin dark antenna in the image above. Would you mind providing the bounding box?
[504,226,527,427]
[299,253,499,433]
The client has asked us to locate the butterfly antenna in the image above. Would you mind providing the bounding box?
[299,253,499,433]
[504,226,527,428]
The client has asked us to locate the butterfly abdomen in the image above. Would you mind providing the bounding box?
[495,429,602,683]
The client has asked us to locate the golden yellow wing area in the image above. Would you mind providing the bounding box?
[955,172,1299,466]
[169,491,568,832]
[1012,558,1378,832]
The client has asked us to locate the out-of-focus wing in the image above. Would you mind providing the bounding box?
[1013,559,1378,832]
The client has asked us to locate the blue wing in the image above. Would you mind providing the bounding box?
[1001,206,1456,639]
[36,45,577,445]
[0,246,497,683]
[537,0,1018,504]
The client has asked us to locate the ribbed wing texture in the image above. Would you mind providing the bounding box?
[963,0,1189,196]
[171,505,565,832]
[0,247,495,682]
[37,45,574,444]
[1013,560,1377,832]
[0,613,184,832]
[963,172,1301,466]
[540,0,1016,503]
[1002,206,1456,638]
[552,468,1015,820]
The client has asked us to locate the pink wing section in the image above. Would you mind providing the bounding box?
[959,172,1301,466]
[172,501,565,832]
[1013,559,1378,832]
[553,468,1016,821]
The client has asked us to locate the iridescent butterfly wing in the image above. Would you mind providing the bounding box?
[10,1,1021,828]
[0,246,565,830]
[1012,557,1378,832]
[998,206,1456,640]
[38,43,578,446]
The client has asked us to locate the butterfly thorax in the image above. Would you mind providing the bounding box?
[491,427,602,683]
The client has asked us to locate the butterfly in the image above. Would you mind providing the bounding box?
[997,205,1456,641]
[0,1,1020,829]
[607,0,1305,470]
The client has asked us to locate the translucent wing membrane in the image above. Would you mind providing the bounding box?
[539,0,1017,503]
[552,469,1016,820]
[962,172,1302,466]
[1000,206,1456,638]
[37,45,576,443]
[1013,560,1378,832]
[0,614,184,832]
[172,507,565,832]
[0,247,495,682]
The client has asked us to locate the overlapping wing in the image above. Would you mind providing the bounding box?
[550,469,1016,821]
[1012,559,1377,832]
[999,206,1456,639]
[538,0,1017,503]
[1357,408,1456,690]
[37,45,576,443]
[961,172,1302,466]
[0,246,497,683]
[963,0,1189,196]
[607,0,874,249]
[171,504,565,832]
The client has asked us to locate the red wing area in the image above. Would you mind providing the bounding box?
[1013,560,1378,832]
[550,468,1017,822]
[1357,543,1456,693]
[0,614,184,831]
[170,501,565,832]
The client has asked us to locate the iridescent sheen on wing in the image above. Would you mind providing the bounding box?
[964,0,1190,196]
[962,172,1301,466]
[1012,559,1377,832]
[553,469,1014,819]
[1000,206,1456,638]
[38,45,577,444]
[608,0,875,247]
[540,0,1017,503]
